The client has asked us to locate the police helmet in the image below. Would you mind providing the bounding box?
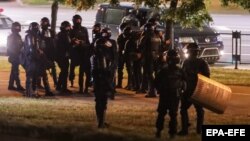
[144,23,154,32]
[123,26,132,37]
[187,43,200,50]
[119,22,128,33]
[148,18,156,25]
[167,49,180,65]
[29,22,40,33]
[40,17,50,27]
[187,42,200,57]
[93,23,101,34]
[101,27,111,38]
[11,22,21,33]
[60,21,71,31]
[72,14,82,24]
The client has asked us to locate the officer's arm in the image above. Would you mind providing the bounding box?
[84,27,90,46]
[154,69,163,92]
[112,40,118,68]
[200,60,210,78]
[7,35,14,56]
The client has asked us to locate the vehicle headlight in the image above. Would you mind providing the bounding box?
[220,50,224,55]
[217,35,223,42]
[205,37,210,43]
[182,48,189,58]
[178,37,194,43]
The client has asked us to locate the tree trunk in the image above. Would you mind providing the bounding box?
[165,0,178,49]
[51,0,58,37]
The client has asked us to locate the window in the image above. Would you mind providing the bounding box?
[0,17,13,29]
[104,9,125,25]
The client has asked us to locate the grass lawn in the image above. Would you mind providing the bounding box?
[0,94,249,141]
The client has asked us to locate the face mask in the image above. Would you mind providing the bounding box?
[32,27,39,34]
[41,25,49,30]
[73,19,81,27]
[12,26,21,33]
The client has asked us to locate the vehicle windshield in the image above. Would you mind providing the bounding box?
[0,17,13,29]
[104,8,125,25]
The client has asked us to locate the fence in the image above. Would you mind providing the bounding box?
[218,31,250,65]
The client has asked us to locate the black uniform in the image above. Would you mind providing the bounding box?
[178,43,210,135]
[154,50,186,138]
[40,17,57,87]
[89,23,102,85]
[92,28,116,128]
[123,29,141,91]
[116,28,129,88]
[7,22,25,91]
[22,22,53,97]
[55,21,71,93]
[138,23,162,97]
[69,14,91,94]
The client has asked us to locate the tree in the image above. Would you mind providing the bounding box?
[51,0,65,36]
[55,0,249,48]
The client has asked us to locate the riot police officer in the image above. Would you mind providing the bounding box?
[92,27,117,128]
[154,49,186,139]
[92,23,102,43]
[55,21,72,93]
[89,23,102,86]
[23,22,54,97]
[123,26,141,91]
[116,24,130,88]
[7,22,25,91]
[178,42,210,135]
[138,23,162,97]
[39,17,57,87]
[69,14,91,94]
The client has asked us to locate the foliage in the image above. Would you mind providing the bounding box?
[220,0,250,11]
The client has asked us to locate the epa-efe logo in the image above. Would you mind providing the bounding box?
[202,125,250,141]
[206,128,245,136]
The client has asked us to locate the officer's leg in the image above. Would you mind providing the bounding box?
[8,63,15,89]
[178,97,192,135]
[69,61,75,87]
[32,73,37,95]
[56,61,63,91]
[169,100,179,138]
[95,91,108,128]
[78,64,84,93]
[125,60,132,90]
[84,68,91,94]
[36,77,44,89]
[130,61,136,91]
[137,64,147,93]
[194,104,204,134]
[145,63,156,98]
[133,60,141,91]
[155,104,167,138]
[62,59,70,92]
[14,63,25,91]
[50,61,58,87]
[116,54,124,88]
[42,70,54,96]
[25,71,32,97]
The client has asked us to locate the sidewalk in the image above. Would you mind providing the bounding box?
[214,62,250,70]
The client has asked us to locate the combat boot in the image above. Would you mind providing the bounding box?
[98,110,109,128]
[155,130,161,138]
[16,86,25,91]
